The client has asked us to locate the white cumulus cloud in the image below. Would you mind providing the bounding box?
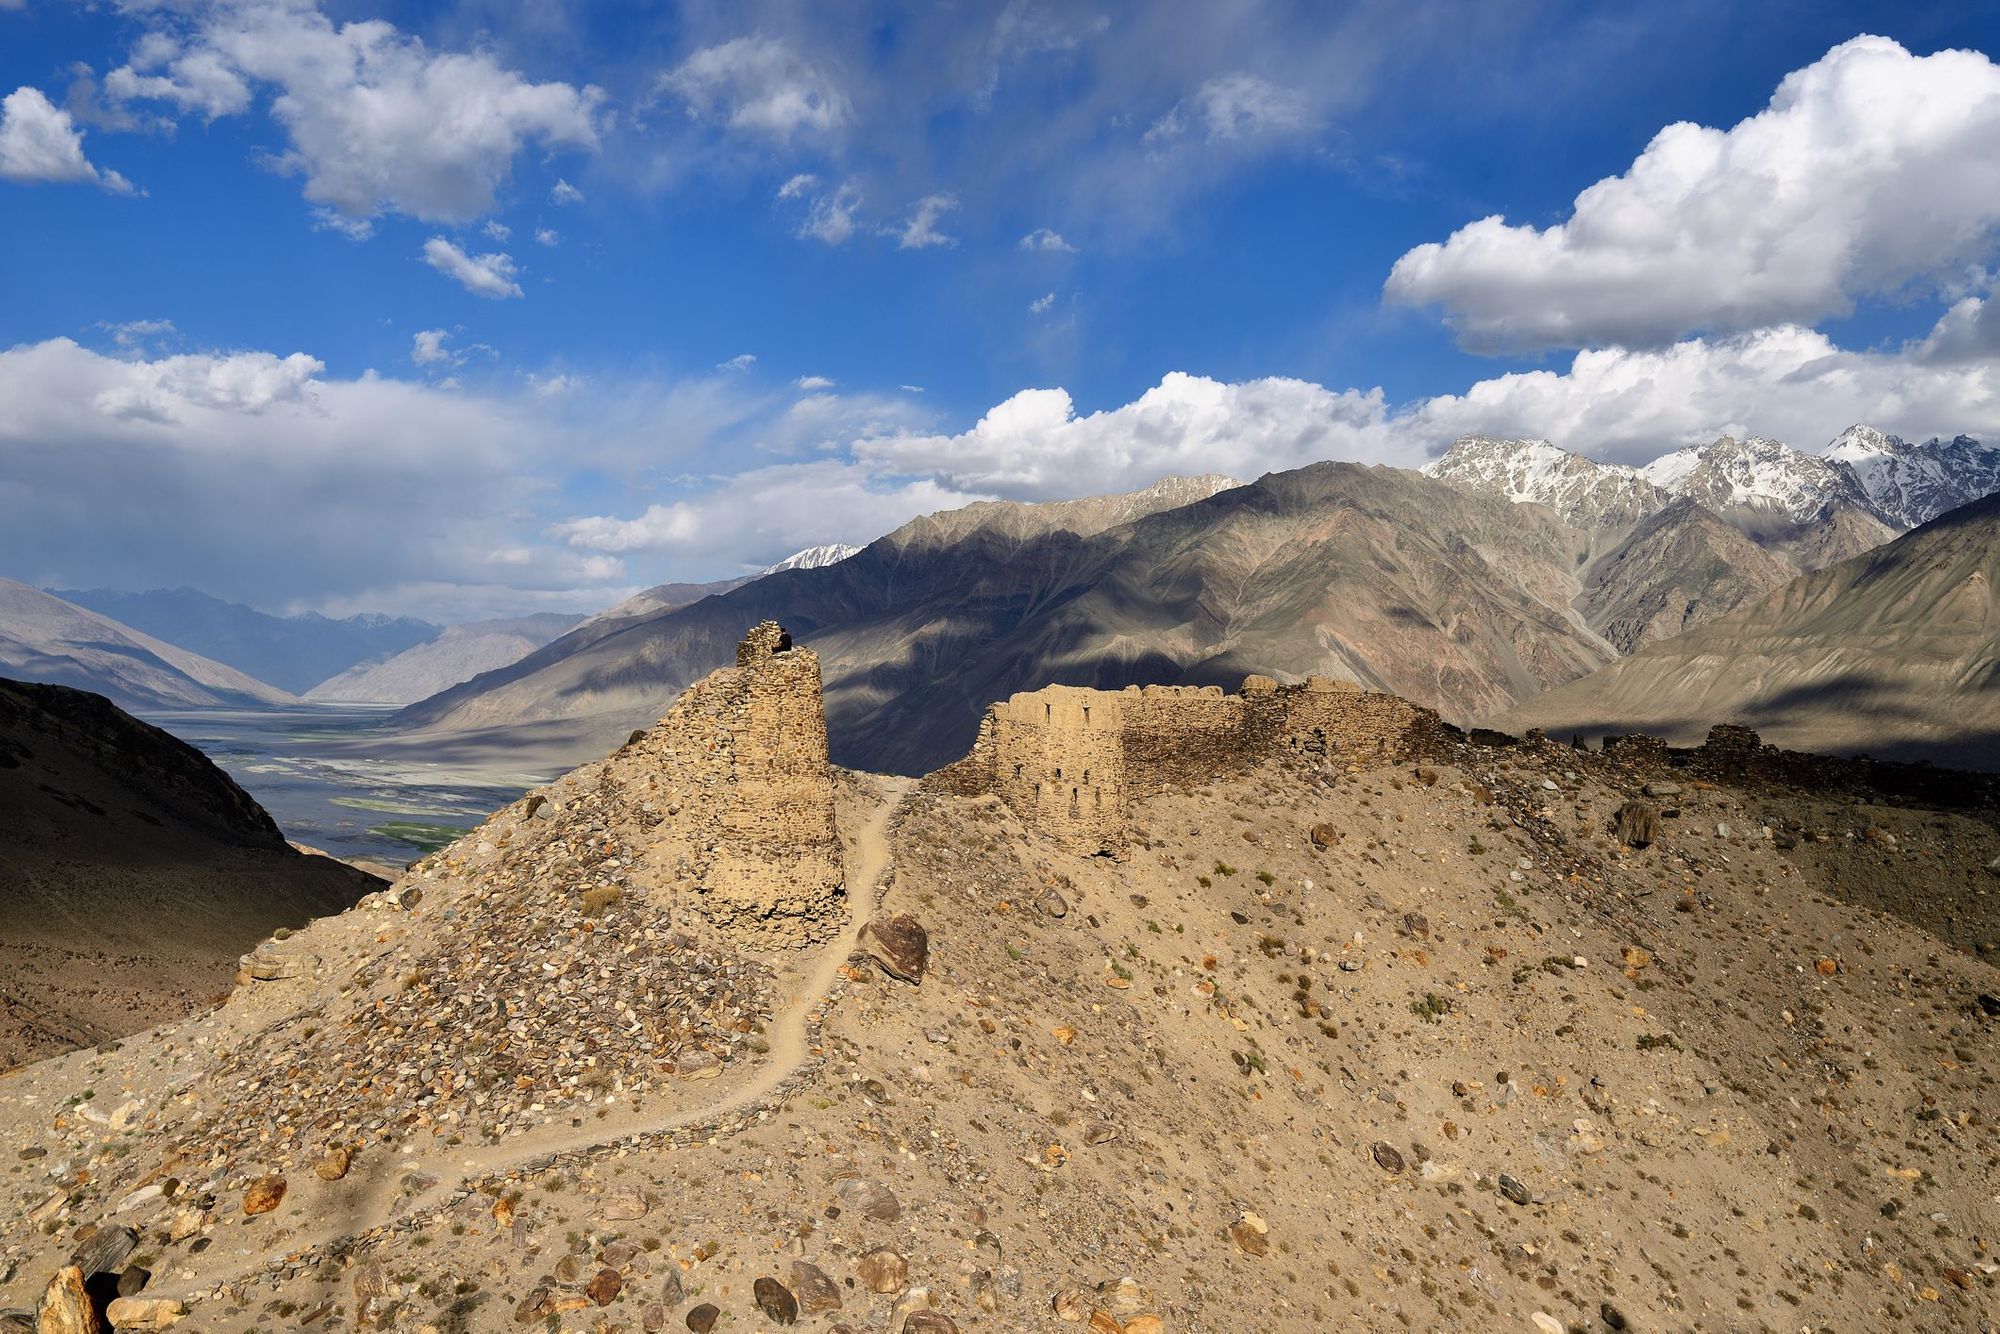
[0,86,134,192]
[107,2,601,224]
[1386,36,2000,351]
[422,237,524,299]
[1018,228,1076,253]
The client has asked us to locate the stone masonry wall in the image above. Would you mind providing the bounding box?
[940,673,1441,857]
[634,621,843,945]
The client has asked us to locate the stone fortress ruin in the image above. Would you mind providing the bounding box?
[939,674,1445,856]
[633,620,844,945]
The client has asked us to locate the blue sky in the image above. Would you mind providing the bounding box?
[1,1,1997,619]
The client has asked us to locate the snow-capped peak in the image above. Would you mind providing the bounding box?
[1818,424,2000,529]
[1422,435,1665,529]
[763,543,862,575]
[1637,435,1873,526]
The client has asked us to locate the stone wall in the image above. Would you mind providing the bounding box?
[940,674,1442,856]
[634,621,843,945]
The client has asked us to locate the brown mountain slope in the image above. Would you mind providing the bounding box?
[1578,497,1800,652]
[388,465,1618,775]
[1493,492,2000,769]
[0,678,381,1066]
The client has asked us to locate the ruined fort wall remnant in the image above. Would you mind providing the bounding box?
[635,621,843,945]
[942,673,1441,857]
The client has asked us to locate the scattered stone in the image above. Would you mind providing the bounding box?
[1309,822,1340,848]
[752,1277,798,1325]
[658,1267,684,1308]
[1370,1141,1405,1172]
[1599,1301,1629,1330]
[600,1188,649,1220]
[313,1146,352,1182]
[684,1303,720,1333]
[1530,1314,1564,1334]
[836,1178,901,1221]
[1642,782,1682,798]
[1615,800,1659,849]
[114,1267,149,1299]
[1497,1173,1532,1206]
[68,1224,136,1278]
[856,1248,909,1294]
[101,1298,184,1330]
[242,1174,287,1216]
[1228,1210,1270,1256]
[889,1287,938,1332]
[789,1261,841,1314]
[903,1314,958,1334]
[1051,1290,1089,1322]
[1977,993,2000,1018]
[587,1268,624,1306]
[861,914,929,983]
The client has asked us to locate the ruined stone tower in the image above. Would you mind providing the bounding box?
[634,621,843,946]
[942,675,1442,857]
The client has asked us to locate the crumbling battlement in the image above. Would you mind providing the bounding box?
[633,621,843,945]
[939,675,1443,856]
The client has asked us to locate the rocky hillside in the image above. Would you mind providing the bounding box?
[1493,492,2000,769]
[0,678,380,1067]
[305,614,581,705]
[387,466,1618,776]
[0,580,294,711]
[1,636,1993,1331]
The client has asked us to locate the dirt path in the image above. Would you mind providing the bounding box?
[177,776,909,1305]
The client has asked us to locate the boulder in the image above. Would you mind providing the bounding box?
[101,1298,184,1330]
[34,1267,100,1334]
[860,915,928,983]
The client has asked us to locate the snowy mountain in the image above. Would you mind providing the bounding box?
[1821,425,2000,529]
[1421,436,1666,529]
[1636,435,1887,528]
[762,543,863,575]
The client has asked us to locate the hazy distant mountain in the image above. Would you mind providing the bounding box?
[1821,425,2000,529]
[579,577,754,630]
[0,677,378,1063]
[389,467,1616,775]
[305,613,582,704]
[51,586,436,694]
[1492,492,2000,770]
[0,579,294,710]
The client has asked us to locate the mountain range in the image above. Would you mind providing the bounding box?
[0,578,295,711]
[302,613,583,705]
[51,586,437,695]
[1492,490,2000,768]
[6,427,1997,776]
[390,466,1630,775]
